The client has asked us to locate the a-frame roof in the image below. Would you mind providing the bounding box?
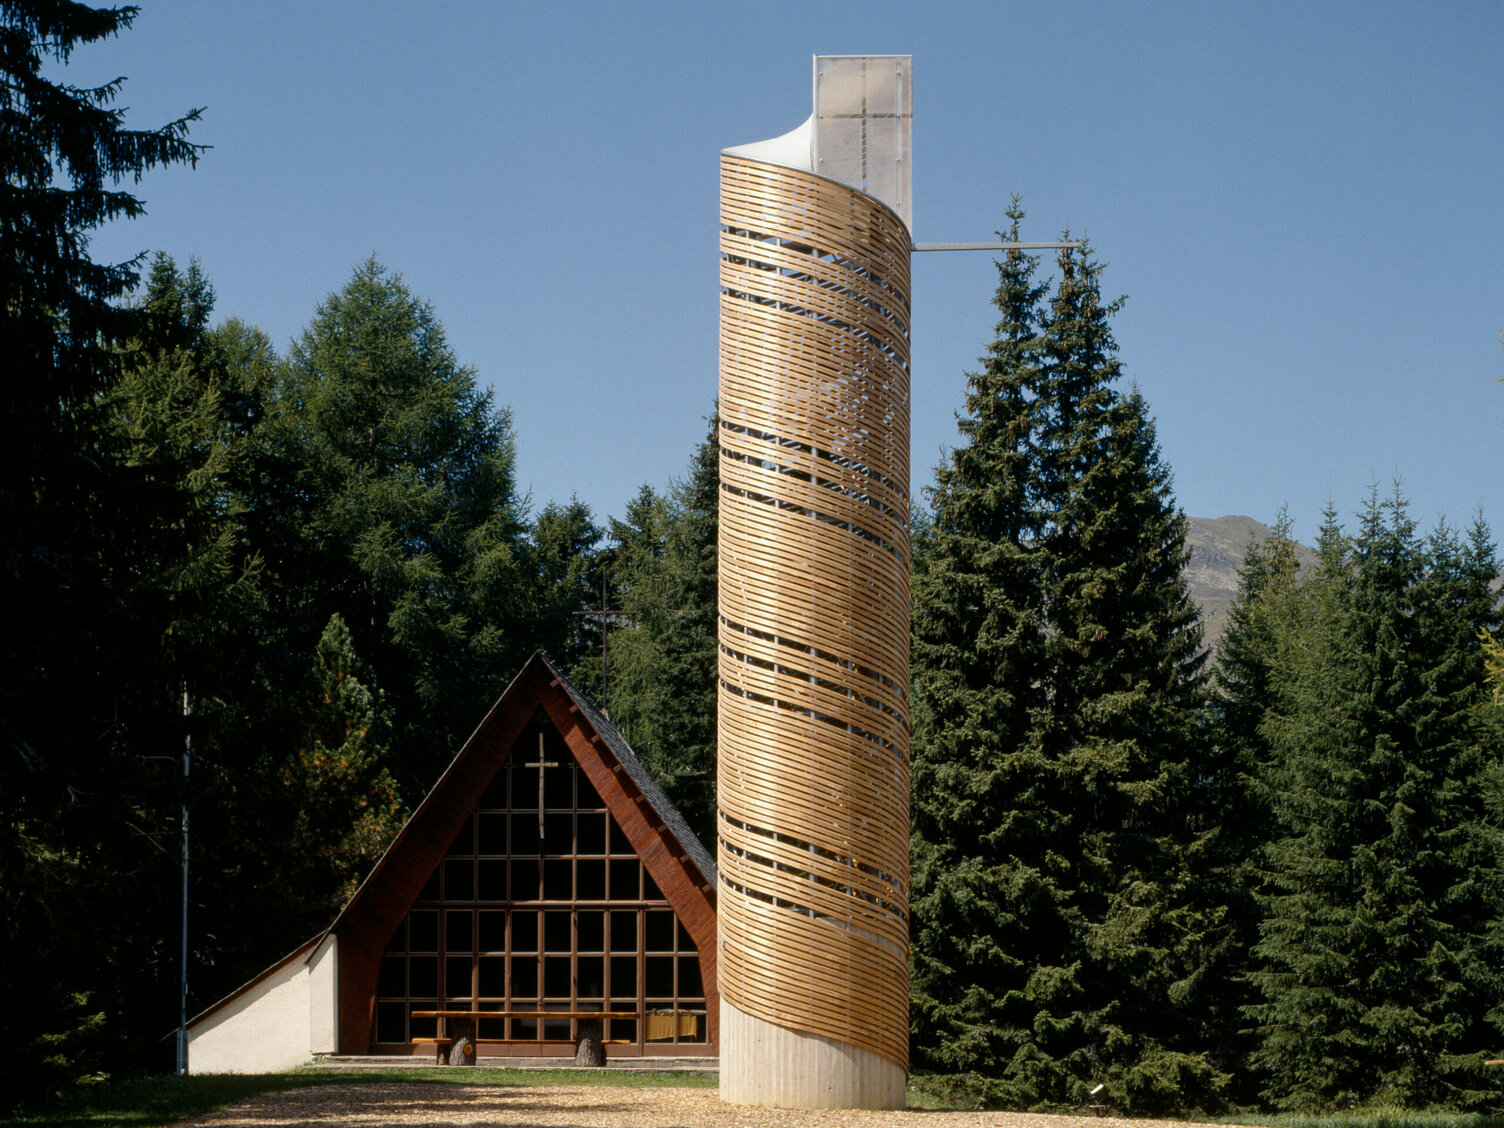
[329,649,719,1051]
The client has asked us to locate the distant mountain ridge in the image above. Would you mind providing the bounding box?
[1185,515,1315,654]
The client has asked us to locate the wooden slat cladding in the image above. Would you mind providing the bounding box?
[717,155,911,1071]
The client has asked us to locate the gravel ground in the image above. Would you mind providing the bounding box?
[176,1082,1254,1128]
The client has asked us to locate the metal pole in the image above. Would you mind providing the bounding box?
[177,684,190,1076]
[911,240,1082,251]
[595,568,601,709]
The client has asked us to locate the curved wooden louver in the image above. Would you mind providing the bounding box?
[717,154,911,1072]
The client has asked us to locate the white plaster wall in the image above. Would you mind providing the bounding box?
[307,935,338,1054]
[187,940,336,1074]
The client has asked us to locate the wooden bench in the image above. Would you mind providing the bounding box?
[410,1009,640,1064]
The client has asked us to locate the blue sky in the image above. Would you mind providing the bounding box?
[76,1,1501,544]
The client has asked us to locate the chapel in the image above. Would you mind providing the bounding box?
[185,651,718,1071]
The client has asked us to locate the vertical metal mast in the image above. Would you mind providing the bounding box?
[177,683,190,1076]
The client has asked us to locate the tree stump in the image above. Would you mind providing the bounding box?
[447,1017,477,1066]
[574,1018,605,1067]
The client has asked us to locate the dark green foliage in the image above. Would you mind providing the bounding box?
[909,202,1215,1113]
[0,4,206,1110]
[1242,493,1504,1111]
[603,413,720,849]
[255,257,537,791]
[275,614,405,927]
[525,496,605,677]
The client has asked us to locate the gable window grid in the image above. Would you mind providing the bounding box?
[374,719,707,1049]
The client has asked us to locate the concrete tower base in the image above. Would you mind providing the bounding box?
[719,1000,906,1109]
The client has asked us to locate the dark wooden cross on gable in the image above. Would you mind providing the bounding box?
[520,731,558,840]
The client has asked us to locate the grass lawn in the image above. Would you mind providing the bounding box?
[0,1066,715,1128]
[1220,1112,1504,1128]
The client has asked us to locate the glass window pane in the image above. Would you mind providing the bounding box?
[477,859,507,901]
[375,1001,405,1043]
[511,859,540,900]
[610,955,637,996]
[543,956,572,998]
[644,956,674,998]
[608,816,632,855]
[609,859,639,900]
[543,762,573,808]
[577,911,605,952]
[644,911,674,952]
[609,911,637,953]
[511,816,541,856]
[509,761,537,812]
[446,910,472,952]
[478,956,505,998]
[444,859,474,901]
[543,910,571,952]
[478,813,507,854]
[409,956,438,998]
[577,956,604,998]
[643,868,663,901]
[378,955,405,997]
[577,769,603,809]
[577,813,606,854]
[577,859,605,900]
[542,812,572,855]
[543,858,572,899]
[477,911,506,953]
[678,956,703,998]
[409,911,438,952]
[511,911,538,952]
[445,956,472,1001]
[510,956,538,998]
[480,769,507,809]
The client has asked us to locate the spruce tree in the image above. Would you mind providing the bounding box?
[0,6,204,1104]
[604,413,719,847]
[910,203,1215,1112]
[277,614,405,934]
[1246,493,1504,1111]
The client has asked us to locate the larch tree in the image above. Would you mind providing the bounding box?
[255,258,535,791]
[909,202,1217,1113]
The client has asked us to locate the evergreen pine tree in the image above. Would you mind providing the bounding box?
[604,413,720,847]
[1246,492,1504,1111]
[0,6,203,1105]
[910,203,1215,1112]
[277,614,405,933]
